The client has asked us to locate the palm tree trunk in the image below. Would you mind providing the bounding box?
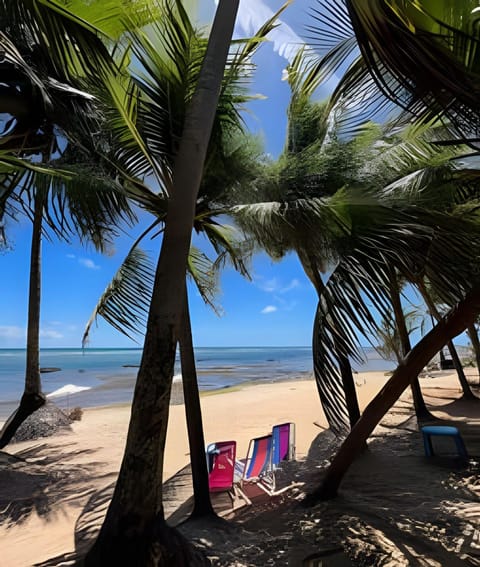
[25,191,44,396]
[179,285,215,518]
[388,271,435,421]
[85,3,239,564]
[0,191,46,449]
[337,353,361,426]
[306,283,480,502]
[467,324,480,382]
[417,279,476,400]
[444,339,476,398]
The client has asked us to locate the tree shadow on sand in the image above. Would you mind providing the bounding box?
[0,443,115,529]
[33,393,480,566]
[200,393,480,566]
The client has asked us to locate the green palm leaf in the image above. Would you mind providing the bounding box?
[82,247,155,347]
[309,0,480,140]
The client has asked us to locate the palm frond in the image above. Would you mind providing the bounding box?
[82,247,155,347]
[233,196,351,268]
[340,1,480,136]
[202,222,253,279]
[187,245,222,315]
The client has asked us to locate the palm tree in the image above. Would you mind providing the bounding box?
[467,322,480,375]
[302,0,480,499]
[82,224,252,521]
[0,24,136,448]
[83,3,242,563]
[2,0,246,559]
[77,3,275,528]
[309,0,480,143]
[384,269,435,420]
[233,50,465,434]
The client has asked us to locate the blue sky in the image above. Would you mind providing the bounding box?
[0,0,455,350]
[1,0,330,349]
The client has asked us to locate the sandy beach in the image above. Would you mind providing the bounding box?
[0,369,479,566]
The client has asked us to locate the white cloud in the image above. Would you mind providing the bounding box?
[256,277,300,294]
[220,0,305,63]
[281,278,300,293]
[66,253,76,259]
[261,305,277,314]
[0,325,25,339]
[79,258,100,270]
[40,329,64,339]
[258,277,278,292]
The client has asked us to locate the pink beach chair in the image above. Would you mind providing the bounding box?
[207,440,251,506]
[206,440,236,493]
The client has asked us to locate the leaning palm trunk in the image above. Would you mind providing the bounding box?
[388,271,435,421]
[179,285,215,518]
[306,284,480,502]
[85,3,238,564]
[0,190,46,449]
[417,279,476,400]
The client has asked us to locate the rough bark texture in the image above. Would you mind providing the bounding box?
[0,192,46,449]
[307,284,480,502]
[179,288,215,518]
[25,193,43,395]
[84,3,239,564]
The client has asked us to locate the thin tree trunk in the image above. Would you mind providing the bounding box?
[388,272,435,421]
[418,280,476,400]
[306,284,480,502]
[25,192,43,396]
[179,285,215,518]
[85,3,239,564]
[0,191,46,449]
[337,353,361,426]
[467,323,480,383]
[445,339,476,398]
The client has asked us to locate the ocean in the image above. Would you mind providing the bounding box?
[0,346,396,418]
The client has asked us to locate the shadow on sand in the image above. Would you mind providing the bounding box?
[6,382,480,566]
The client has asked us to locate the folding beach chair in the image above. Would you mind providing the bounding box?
[237,434,276,496]
[271,422,296,466]
[206,440,251,506]
[237,432,301,498]
[206,440,236,492]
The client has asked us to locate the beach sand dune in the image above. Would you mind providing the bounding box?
[0,370,479,566]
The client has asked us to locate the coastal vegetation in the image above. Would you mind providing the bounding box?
[0,0,137,448]
[1,0,480,564]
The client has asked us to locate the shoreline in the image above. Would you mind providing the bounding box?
[0,366,465,424]
[0,369,318,420]
[1,368,478,566]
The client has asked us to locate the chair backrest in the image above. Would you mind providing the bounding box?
[272,422,295,465]
[206,440,236,492]
[243,434,273,480]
